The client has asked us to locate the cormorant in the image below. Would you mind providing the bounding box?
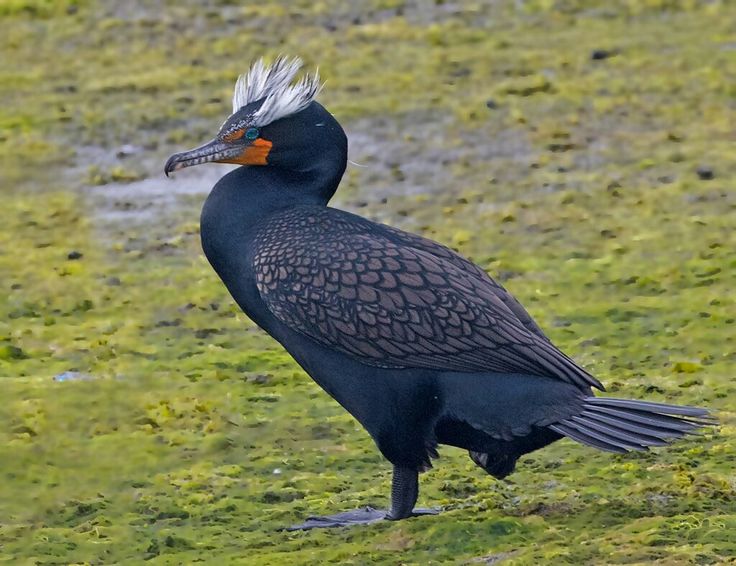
[164,57,714,529]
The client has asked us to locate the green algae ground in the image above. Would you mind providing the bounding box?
[1,1,734,564]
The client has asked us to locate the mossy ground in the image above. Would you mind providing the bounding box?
[1,1,734,564]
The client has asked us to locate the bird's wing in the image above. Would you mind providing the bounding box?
[253,208,602,391]
[378,224,550,340]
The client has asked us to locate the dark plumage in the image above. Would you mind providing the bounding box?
[165,57,714,529]
[253,206,601,390]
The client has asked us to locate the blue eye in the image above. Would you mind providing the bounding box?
[245,127,259,140]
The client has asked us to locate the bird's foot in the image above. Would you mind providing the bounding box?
[286,506,439,531]
[387,507,439,521]
[286,506,385,530]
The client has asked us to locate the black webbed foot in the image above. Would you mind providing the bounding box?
[287,466,438,530]
[286,506,386,530]
[387,507,439,520]
[286,506,440,530]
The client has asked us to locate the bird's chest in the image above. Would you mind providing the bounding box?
[199,201,273,331]
[202,233,262,315]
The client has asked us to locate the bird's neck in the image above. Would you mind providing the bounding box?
[200,162,344,331]
[211,159,342,214]
[200,162,344,261]
[268,155,346,206]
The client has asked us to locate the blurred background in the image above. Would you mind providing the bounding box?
[1,1,734,563]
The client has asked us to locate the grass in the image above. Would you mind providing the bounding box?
[0,1,734,563]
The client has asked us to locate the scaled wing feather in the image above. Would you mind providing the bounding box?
[253,207,602,391]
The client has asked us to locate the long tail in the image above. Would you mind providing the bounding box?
[549,397,716,453]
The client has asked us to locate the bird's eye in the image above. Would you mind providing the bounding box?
[245,127,260,140]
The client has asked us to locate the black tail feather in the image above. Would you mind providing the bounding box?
[584,397,714,419]
[570,415,669,447]
[549,396,716,453]
[589,405,706,432]
[551,422,629,453]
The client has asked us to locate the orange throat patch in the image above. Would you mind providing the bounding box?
[223,138,272,166]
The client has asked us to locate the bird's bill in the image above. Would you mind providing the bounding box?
[165,139,235,176]
[165,137,272,176]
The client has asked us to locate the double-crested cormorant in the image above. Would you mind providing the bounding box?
[165,57,714,529]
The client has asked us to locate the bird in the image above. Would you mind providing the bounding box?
[165,56,715,529]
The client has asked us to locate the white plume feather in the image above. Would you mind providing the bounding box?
[231,56,322,126]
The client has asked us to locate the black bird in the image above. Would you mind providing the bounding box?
[165,57,714,529]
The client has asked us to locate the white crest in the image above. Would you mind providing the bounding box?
[232,56,322,126]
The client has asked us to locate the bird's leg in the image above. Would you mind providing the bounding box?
[387,465,438,520]
[285,465,438,530]
[386,465,418,519]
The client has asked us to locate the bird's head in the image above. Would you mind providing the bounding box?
[165,57,344,177]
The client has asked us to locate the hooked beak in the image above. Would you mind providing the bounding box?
[165,137,273,176]
[164,138,240,177]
